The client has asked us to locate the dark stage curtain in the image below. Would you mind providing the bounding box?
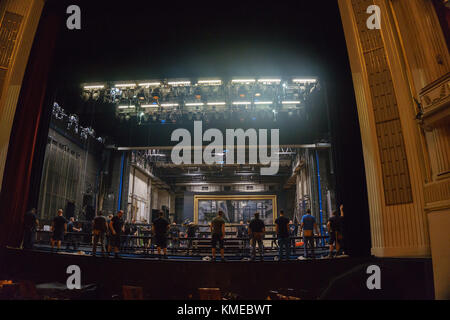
[0,4,63,248]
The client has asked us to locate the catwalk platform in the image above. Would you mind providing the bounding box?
[0,247,435,299]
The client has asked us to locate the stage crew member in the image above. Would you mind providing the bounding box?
[248,212,265,261]
[51,209,67,252]
[108,210,124,258]
[210,211,226,262]
[152,211,170,259]
[275,210,290,261]
[92,211,108,256]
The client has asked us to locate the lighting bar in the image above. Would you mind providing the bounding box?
[141,104,159,108]
[185,103,205,106]
[292,78,317,83]
[254,101,273,105]
[197,80,222,85]
[207,102,226,106]
[83,85,104,89]
[282,101,301,104]
[138,82,161,87]
[231,79,256,83]
[233,101,251,105]
[118,105,135,109]
[258,79,281,83]
[115,83,136,88]
[161,103,179,107]
[168,81,191,86]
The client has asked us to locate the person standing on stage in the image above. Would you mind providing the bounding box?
[236,220,248,255]
[108,210,124,258]
[327,205,344,258]
[169,222,181,254]
[186,222,198,255]
[152,211,170,259]
[23,208,38,249]
[210,211,226,262]
[248,213,265,261]
[92,211,108,256]
[51,209,67,252]
[105,214,113,253]
[300,209,320,259]
[274,210,290,261]
[66,217,81,251]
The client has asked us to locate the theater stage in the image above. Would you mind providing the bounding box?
[0,247,434,300]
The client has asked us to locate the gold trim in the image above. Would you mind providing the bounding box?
[193,195,277,224]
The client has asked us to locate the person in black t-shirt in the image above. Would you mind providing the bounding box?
[108,210,124,257]
[275,210,290,261]
[92,211,108,256]
[51,209,67,252]
[327,206,343,258]
[23,208,38,249]
[152,211,170,258]
[248,213,265,261]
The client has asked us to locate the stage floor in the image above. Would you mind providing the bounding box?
[0,247,435,300]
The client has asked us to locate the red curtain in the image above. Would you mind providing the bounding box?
[0,4,63,248]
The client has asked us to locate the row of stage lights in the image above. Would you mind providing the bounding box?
[81,78,318,109]
[118,107,307,124]
[83,78,318,90]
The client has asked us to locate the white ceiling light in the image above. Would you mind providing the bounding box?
[186,103,205,106]
[207,102,226,105]
[254,101,273,105]
[282,101,301,104]
[118,105,135,109]
[141,104,159,108]
[115,83,136,88]
[232,101,251,105]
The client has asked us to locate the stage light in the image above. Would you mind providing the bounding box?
[161,103,179,107]
[232,79,256,83]
[258,79,281,84]
[186,103,204,106]
[118,105,129,109]
[138,82,161,87]
[255,93,261,97]
[207,102,226,105]
[115,83,136,88]
[254,101,273,105]
[233,102,251,105]
[282,101,301,104]
[168,81,191,86]
[292,78,317,83]
[198,80,222,85]
[137,90,146,100]
[83,85,104,90]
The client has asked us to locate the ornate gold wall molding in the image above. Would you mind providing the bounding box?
[0,0,45,191]
[339,0,450,299]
